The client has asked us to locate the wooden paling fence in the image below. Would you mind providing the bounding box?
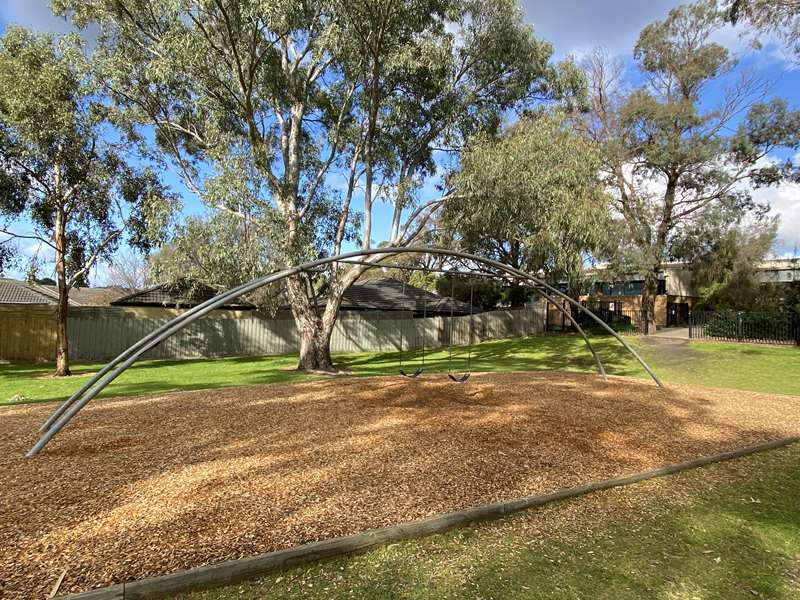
[0,305,546,362]
[0,305,58,361]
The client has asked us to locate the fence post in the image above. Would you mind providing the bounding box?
[736,311,743,341]
[795,314,800,347]
[688,312,693,339]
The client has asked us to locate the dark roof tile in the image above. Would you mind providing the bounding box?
[0,279,56,305]
[112,281,254,309]
[111,277,475,314]
[339,279,476,314]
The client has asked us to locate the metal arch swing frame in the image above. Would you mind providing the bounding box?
[28,246,662,458]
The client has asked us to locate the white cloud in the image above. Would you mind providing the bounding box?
[753,180,800,255]
[521,0,677,58]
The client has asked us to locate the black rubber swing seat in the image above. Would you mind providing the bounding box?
[448,372,471,383]
[400,368,424,378]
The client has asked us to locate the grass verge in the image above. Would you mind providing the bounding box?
[3,334,800,405]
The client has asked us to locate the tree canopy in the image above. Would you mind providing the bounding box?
[444,111,611,292]
[55,0,582,369]
[722,0,800,62]
[0,26,175,374]
[575,1,800,320]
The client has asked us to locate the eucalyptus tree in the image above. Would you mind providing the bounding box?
[575,2,800,329]
[722,0,800,62]
[149,210,286,311]
[57,0,580,371]
[444,111,612,302]
[0,27,175,376]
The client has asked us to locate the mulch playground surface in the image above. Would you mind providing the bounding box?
[1,371,799,598]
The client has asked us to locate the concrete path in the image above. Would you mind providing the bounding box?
[650,327,690,340]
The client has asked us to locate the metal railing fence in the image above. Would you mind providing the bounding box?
[689,311,800,345]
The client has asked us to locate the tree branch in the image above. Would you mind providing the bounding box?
[0,229,58,251]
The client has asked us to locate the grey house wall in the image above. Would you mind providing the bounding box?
[66,306,546,361]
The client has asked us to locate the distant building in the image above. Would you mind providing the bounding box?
[111,277,476,317]
[111,281,254,311]
[582,258,800,328]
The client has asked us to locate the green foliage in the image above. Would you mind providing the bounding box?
[436,275,503,310]
[0,239,18,275]
[446,111,610,287]
[671,215,778,311]
[407,270,438,292]
[724,0,800,62]
[500,283,534,308]
[702,310,798,341]
[0,26,176,285]
[54,0,583,367]
[54,0,579,260]
[150,211,284,312]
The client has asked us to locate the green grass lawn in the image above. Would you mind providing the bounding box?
[180,443,800,600]
[2,334,800,405]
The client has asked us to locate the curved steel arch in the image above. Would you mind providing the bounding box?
[28,247,662,457]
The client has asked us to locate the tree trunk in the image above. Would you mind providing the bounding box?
[284,263,374,372]
[53,206,71,376]
[640,272,659,336]
[285,274,338,372]
[296,318,335,372]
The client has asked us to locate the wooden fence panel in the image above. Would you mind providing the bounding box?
[0,305,57,361]
[1,304,546,362]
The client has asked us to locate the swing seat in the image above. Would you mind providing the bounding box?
[448,372,471,383]
[400,368,423,379]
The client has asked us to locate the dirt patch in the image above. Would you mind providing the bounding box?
[638,336,707,365]
[32,370,98,380]
[1,371,798,598]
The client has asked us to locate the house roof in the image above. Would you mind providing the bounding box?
[68,286,132,306]
[337,278,476,315]
[111,281,255,309]
[0,278,133,306]
[0,278,57,305]
[111,277,476,314]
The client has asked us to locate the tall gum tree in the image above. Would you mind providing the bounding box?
[57,0,583,371]
[575,1,800,330]
[445,111,612,306]
[0,27,174,376]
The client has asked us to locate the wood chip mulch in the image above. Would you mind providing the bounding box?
[1,371,798,599]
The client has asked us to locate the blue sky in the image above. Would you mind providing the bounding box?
[1,0,798,283]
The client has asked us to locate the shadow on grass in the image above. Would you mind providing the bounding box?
[2,335,650,406]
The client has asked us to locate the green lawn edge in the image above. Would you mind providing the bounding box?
[4,334,800,406]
